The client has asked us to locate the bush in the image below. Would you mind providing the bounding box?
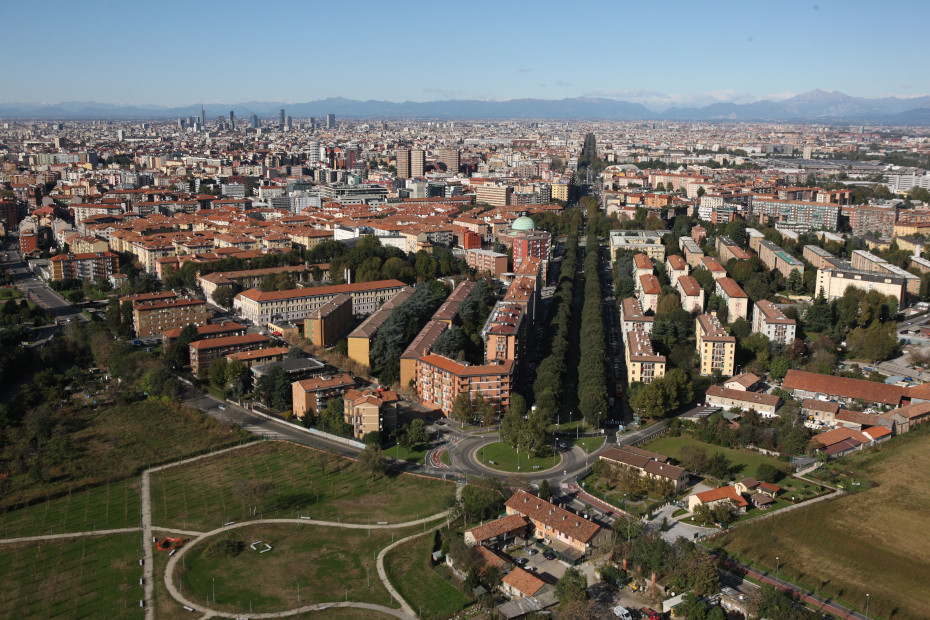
[202,539,244,559]
[756,463,784,483]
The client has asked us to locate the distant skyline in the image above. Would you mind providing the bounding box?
[3,0,928,108]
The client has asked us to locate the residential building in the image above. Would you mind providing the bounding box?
[162,320,246,346]
[189,332,269,375]
[465,248,508,277]
[610,230,665,262]
[696,313,736,377]
[845,204,898,237]
[304,293,354,348]
[346,287,415,366]
[133,297,209,338]
[463,514,528,547]
[705,385,781,417]
[49,251,119,281]
[815,266,905,305]
[715,236,750,264]
[624,327,666,385]
[665,254,688,288]
[748,196,840,232]
[803,244,837,269]
[598,446,689,492]
[233,279,407,325]
[677,275,704,313]
[637,274,661,313]
[699,256,727,280]
[723,373,762,392]
[291,372,356,419]
[633,253,654,281]
[504,490,605,560]
[679,236,704,267]
[752,300,796,344]
[619,297,653,335]
[415,354,513,416]
[475,184,512,207]
[687,485,749,514]
[783,369,908,408]
[225,346,289,368]
[715,277,749,322]
[400,320,448,388]
[343,387,399,440]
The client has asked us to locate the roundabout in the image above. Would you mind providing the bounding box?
[473,441,563,473]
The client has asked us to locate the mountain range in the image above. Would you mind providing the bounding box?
[2,91,930,123]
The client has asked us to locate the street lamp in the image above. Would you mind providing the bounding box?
[866,593,870,618]
[775,556,780,584]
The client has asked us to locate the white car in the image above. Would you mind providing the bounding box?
[612,606,632,620]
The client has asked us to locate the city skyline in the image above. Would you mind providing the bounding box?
[2,0,928,107]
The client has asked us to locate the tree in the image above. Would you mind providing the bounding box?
[706,452,731,479]
[473,392,495,427]
[451,392,473,424]
[357,445,387,482]
[787,269,804,294]
[458,482,504,522]
[407,418,427,446]
[500,393,526,447]
[555,567,588,604]
[213,285,235,309]
[538,479,552,501]
[234,479,275,516]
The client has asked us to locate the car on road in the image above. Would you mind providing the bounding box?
[514,557,529,566]
[218,405,227,410]
[543,551,555,560]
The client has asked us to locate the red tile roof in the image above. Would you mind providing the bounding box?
[502,567,546,597]
[464,514,528,544]
[783,370,907,406]
[693,485,748,508]
[504,490,600,544]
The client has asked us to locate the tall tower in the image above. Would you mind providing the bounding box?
[411,149,426,178]
[229,110,235,130]
[250,113,258,129]
[199,103,206,127]
[326,113,336,129]
[395,148,411,179]
[279,109,285,127]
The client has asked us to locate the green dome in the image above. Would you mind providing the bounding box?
[511,216,536,231]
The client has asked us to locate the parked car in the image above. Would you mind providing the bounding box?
[543,551,555,560]
[612,606,633,620]
[514,557,528,566]
[525,548,538,555]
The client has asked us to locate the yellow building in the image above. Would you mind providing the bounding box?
[346,287,414,367]
[304,293,353,348]
[624,327,666,384]
[696,313,735,377]
[343,387,399,440]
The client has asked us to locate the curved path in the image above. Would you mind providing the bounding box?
[162,486,464,619]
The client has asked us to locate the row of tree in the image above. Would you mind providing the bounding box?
[577,234,608,426]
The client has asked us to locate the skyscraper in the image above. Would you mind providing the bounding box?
[438,148,460,173]
[395,148,411,179]
[199,104,206,127]
[309,117,316,132]
[279,109,285,127]
[229,110,236,130]
[326,113,336,129]
[411,149,426,178]
[250,113,258,129]
[285,115,293,130]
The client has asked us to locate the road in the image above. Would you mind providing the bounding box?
[3,245,87,323]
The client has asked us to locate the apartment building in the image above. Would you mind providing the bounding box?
[198,264,308,305]
[696,313,736,377]
[347,286,415,366]
[624,328,666,385]
[849,250,919,295]
[433,280,475,324]
[599,447,689,493]
[749,196,840,232]
[633,253,653,281]
[504,490,604,559]
[49,251,119,281]
[845,204,898,238]
[610,230,665,262]
[665,254,688,288]
[699,256,727,280]
[619,297,654,335]
[715,235,750,264]
[815,267,906,304]
[475,184,512,207]
[233,279,407,325]
[162,320,246,346]
[415,354,513,416]
[291,372,356,419]
[304,293,353,348]
[189,332,269,375]
[464,248,508,277]
[715,277,749,322]
[637,274,661,313]
[343,387,399,440]
[226,346,289,368]
[677,275,704,313]
[803,244,838,269]
[510,229,551,269]
[400,320,448,388]
[133,297,209,338]
[679,236,704,267]
[752,299,797,344]
[757,240,804,279]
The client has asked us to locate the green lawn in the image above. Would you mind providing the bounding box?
[440,450,451,467]
[178,522,406,614]
[387,443,428,464]
[0,532,143,619]
[149,441,456,531]
[0,288,21,299]
[384,530,473,620]
[0,400,253,511]
[475,442,561,473]
[573,436,606,452]
[642,434,787,480]
[0,478,140,539]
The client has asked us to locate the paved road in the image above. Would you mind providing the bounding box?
[6,249,87,322]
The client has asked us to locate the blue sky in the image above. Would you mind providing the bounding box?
[2,0,927,108]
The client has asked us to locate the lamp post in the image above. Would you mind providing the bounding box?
[775,556,780,585]
[865,593,870,618]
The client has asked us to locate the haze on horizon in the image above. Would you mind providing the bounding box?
[3,0,927,108]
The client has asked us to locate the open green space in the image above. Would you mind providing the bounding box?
[0,478,140,539]
[0,400,252,510]
[712,427,930,619]
[0,532,143,620]
[384,530,474,620]
[573,436,606,452]
[290,610,398,620]
[387,444,428,464]
[475,441,561,473]
[149,441,456,531]
[440,449,451,467]
[0,288,21,299]
[177,522,406,614]
[642,434,786,481]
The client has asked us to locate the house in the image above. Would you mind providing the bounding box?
[723,373,762,392]
[814,426,892,458]
[504,490,605,561]
[801,399,840,425]
[784,370,908,408]
[463,514,529,547]
[342,387,399,440]
[677,275,704,313]
[879,401,930,434]
[734,477,782,498]
[705,385,780,417]
[598,446,689,492]
[291,372,355,418]
[501,567,547,598]
[687,485,749,513]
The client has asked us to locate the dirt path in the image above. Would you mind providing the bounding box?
[0,527,138,545]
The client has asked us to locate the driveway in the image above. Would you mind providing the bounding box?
[647,503,718,544]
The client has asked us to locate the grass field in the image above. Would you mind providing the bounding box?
[0,532,143,619]
[149,442,456,531]
[440,450,451,466]
[573,436,606,452]
[712,427,930,619]
[384,530,473,619]
[387,444,428,464]
[177,522,405,614]
[475,442,561,473]
[0,478,140,539]
[0,400,253,510]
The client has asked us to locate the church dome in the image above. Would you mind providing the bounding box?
[511,215,536,231]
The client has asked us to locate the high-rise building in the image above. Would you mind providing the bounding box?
[285,115,292,130]
[411,149,426,178]
[229,110,235,130]
[395,148,411,179]
[326,113,336,129]
[307,140,321,165]
[250,113,258,129]
[309,117,316,131]
[199,104,206,127]
[437,148,460,173]
[279,109,285,127]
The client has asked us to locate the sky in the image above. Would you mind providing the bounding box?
[2,0,928,109]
